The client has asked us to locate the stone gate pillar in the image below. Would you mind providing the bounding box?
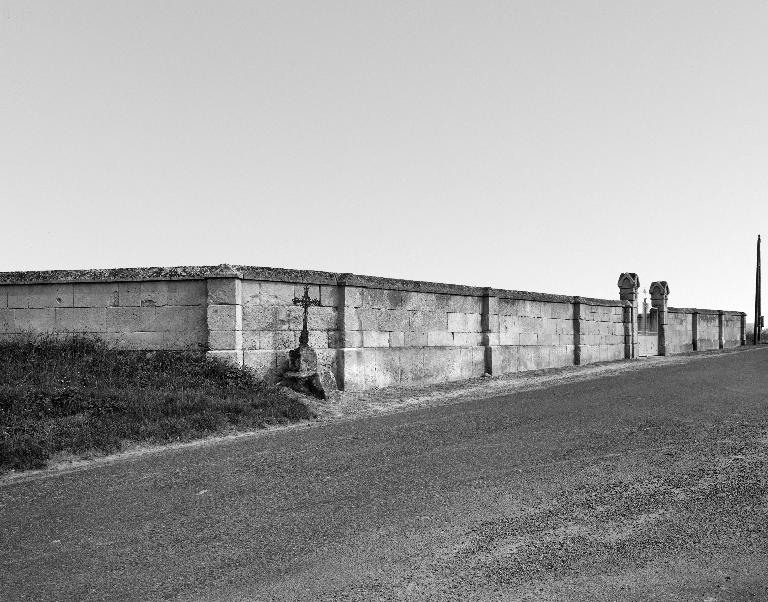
[617,273,640,359]
[650,281,670,356]
[481,288,500,375]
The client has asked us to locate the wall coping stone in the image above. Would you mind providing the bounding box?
[0,264,706,310]
[668,307,746,316]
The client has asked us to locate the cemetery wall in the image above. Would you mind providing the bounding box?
[0,265,747,391]
[665,311,694,355]
[666,308,744,354]
[0,279,207,350]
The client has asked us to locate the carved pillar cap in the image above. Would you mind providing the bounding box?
[649,281,670,301]
[649,281,670,311]
[617,273,640,301]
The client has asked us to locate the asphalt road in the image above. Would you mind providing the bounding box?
[2,348,768,601]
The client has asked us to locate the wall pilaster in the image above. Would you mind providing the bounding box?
[206,277,243,366]
[692,311,699,351]
[718,310,725,350]
[481,289,500,375]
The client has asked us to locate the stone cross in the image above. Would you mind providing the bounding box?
[292,285,320,347]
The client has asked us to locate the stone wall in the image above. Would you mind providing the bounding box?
[666,311,694,355]
[0,265,746,390]
[0,280,207,350]
[665,308,745,354]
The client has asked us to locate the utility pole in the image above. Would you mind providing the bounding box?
[756,234,762,344]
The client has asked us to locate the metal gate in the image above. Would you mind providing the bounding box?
[637,288,659,357]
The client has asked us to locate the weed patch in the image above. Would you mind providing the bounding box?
[0,335,313,471]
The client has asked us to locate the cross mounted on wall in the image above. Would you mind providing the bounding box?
[292,285,321,347]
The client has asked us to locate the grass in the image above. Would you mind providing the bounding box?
[0,335,315,472]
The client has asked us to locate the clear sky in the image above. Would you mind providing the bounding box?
[1,1,765,317]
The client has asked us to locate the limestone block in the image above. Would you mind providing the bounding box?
[118,283,142,307]
[409,310,447,331]
[243,350,277,377]
[150,306,205,332]
[421,347,462,383]
[556,320,574,335]
[207,350,244,367]
[559,334,574,346]
[453,332,483,346]
[173,281,206,306]
[518,346,547,371]
[583,345,602,365]
[389,331,405,347]
[207,304,242,331]
[484,314,499,333]
[315,348,337,372]
[358,288,402,310]
[207,278,242,305]
[519,332,538,346]
[106,307,141,332]
[241,330,260,350]
[550,345,575,367]
[101,331,165,350]
[326,330,344,348]
[260,282,295,306]
[520,316,544,334]
[500,315,519,332]
[488,345,519,375]
[55,308,106,333]
[342,331,364,347]
[362,330,390,347]
[340,348,365,390]
[0,309,12,333]
[398,348,426,385]
[293,284,320,303]
[461,346,486,379]
[241,281,261,306]
[208,330,243,351]
[0,288,7,309]
[547,303,572,320]
[447,312,482,333]
[482,332,500,346]
[242,306,279,330]
[386,309,411,331]
[138,281,192,307]
[401,292,439,311]
[164,330,206,350]
[499,331,519,345]
[343,287,363,308]
[307,330,329,349]
[448,295,483,313]
[307,306,338,330]
[8,284,74,309]
[540,318,559,335]
[368,348,402,388]
[427,331,453,346]
[259,331,297,350]
[404,330,428,347]
[538,333,558,346]
[344,308,377,331]
[319,285,342,307]
[73,283,119,308]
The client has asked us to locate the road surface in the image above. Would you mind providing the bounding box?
[2,348,768,601]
